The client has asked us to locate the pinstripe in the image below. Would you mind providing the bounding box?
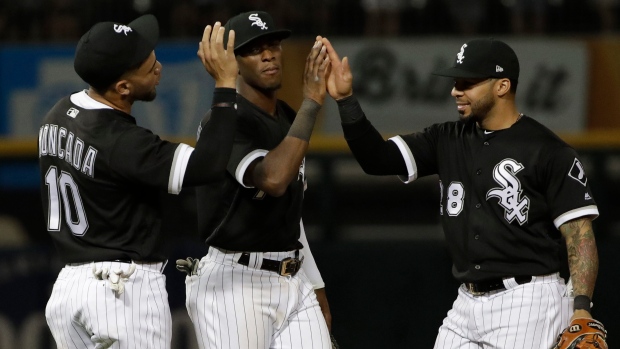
[122,282,129,349]
[263,271,271,346]
[59,267,71,346]
[147,272,156,349]
[53,276,66,346]
[205,258,221,348]
[46,262,170,349]
[63,268,78,347]
[136,268,144,349]
[225,259,235,348]
[435,274,572,349]
[186,248,330,349]
[241,266,249,348]
[49,278,62,345]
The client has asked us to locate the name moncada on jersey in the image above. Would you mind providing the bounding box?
[38,108,97,178]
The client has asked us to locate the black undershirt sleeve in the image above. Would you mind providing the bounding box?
[183,88,238,186]
[337,95,408,176]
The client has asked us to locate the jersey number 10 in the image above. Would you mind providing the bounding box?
[44,166,89,236]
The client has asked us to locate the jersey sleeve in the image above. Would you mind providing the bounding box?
[340,117,409,177]
[544,146,599,228]
[183,88,238,189]
[199,110,265,189]
[109,127,188,193]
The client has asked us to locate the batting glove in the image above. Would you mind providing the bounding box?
[176,257,200,276]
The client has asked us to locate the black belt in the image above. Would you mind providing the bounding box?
[237,252,303,276]
[464,275,532,296]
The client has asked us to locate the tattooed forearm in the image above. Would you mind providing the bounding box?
[560,217,598,298]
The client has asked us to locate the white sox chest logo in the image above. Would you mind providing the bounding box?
[486,158,530,225]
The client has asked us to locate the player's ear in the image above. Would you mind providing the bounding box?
[115,80,131,97]
[496,78,511,97]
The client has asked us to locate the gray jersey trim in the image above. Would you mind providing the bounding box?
[389,135,418,183]
[553,205,599,229]
[235,149,268,188]
[168,143,194,194]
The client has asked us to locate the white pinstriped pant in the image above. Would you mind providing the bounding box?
[45,261,171,349]
[434,273,573,349]
[185,247,331,349]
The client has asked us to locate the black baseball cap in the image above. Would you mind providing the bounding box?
[223,11,291,53]
[433,38,519,82]
[74,14,159,89]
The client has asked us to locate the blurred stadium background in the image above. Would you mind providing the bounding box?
[1,0,620,348]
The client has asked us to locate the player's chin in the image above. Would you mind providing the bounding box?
[457,111,469,122]
[142,89,157,102]
[263,82,282,92]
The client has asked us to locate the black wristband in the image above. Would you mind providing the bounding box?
[336,94,364,123]
[574,295,592,312]
[212,88,236,107]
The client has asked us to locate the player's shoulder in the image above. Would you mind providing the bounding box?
[42,95,75,122]
[518,115,570,147]
[424,119,470,136]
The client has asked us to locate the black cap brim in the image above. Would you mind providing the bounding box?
[432,67,489,79]
[232,30,291,52]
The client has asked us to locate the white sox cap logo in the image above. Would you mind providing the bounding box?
[248,13,268,30]
[113,24,132,35]
[486,158,530,225]
[456,44,467,64]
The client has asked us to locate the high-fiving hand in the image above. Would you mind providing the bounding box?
[197,22,237,88]
[321,37,353,100]
[303,36,331,105]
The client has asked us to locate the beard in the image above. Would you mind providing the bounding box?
[260,82,282,93]
[136,87,157,102]
[458,92,495,123]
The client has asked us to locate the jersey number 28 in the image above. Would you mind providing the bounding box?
[440,181,465,216]
[44,166,89,236]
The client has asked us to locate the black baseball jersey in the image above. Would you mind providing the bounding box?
[342,109,598,282]
[195,95,305,252]
[38,90,236,263]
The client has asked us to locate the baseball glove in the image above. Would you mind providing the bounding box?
[552,318,607,349]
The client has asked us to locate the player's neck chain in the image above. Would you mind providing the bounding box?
[515,113,523,124]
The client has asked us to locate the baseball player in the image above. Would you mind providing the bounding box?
[321,37,604,348]
[182,11,333,349]
[38,16,239,349]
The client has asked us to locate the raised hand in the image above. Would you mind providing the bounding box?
[197,22,237,88]
[302,36,331,105]
[321,37,353,100]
